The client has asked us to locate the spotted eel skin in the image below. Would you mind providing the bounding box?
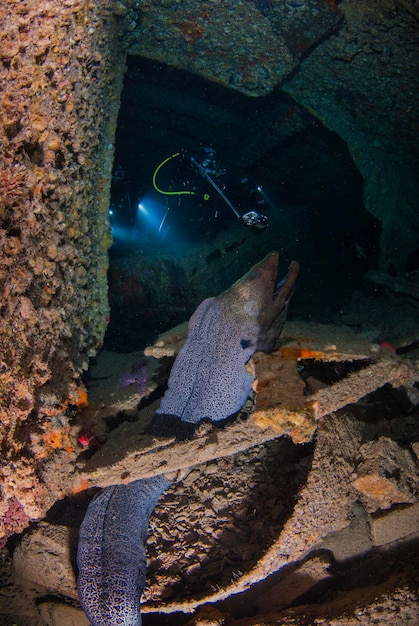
[77,252,299,625]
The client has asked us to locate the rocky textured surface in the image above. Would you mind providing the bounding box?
[129,1,297,97]
[0,0,126,534]
[128,0,344,97]
[282,0,419,270]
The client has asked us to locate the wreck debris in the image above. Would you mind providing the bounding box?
[140,410,418,616]
[350,436,418,512]
[3,314,419,622]
[0,0,417,621]
[144,319,376,361]
[144,321,189,358]
[8,406,418,622]
[13,522,78,599]
[366,268,419,300]
[277,320,377,361]
[68,314,419,616]
[370,501,419,547]
[73,323,419,492]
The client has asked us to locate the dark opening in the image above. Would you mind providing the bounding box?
[104,56,380,352]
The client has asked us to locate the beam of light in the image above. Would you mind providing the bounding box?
[135,193,179,246]
[109,225,139,244]
[110,189,185,251]
[255,184,276,210]
[136,194,168,230]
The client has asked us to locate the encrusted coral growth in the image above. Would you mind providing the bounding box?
[130,0,297,95]
[0,0,127,540]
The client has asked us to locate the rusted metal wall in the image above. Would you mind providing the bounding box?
[0,0,126,532]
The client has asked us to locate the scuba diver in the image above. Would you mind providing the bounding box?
[151,146,268,241]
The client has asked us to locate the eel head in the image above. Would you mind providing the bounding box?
[218,252,299,353]
[155,251,299,425]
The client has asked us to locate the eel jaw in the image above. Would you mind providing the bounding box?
[218,251,299,354]
[258,256,299,352]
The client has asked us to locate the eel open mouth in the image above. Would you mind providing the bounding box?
[219,251,299,353]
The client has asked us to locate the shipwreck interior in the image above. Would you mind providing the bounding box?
[105,56,381,352]
[1,1,418,624]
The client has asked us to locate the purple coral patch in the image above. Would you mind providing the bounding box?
[0,497,30,548]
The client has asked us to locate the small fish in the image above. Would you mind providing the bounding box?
[119,365,148,394]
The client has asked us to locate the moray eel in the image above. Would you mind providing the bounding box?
[77,476,170,626]
[156,252,299,423]
[77,252,298,625]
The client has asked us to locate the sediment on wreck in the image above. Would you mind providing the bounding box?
[0,0,126,531]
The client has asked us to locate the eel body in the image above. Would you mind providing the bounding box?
[77,476,170,625]
[77,252,298,625]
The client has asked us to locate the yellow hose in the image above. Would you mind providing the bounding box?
[152,153,195,196]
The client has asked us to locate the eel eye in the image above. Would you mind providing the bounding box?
[240,339,251,349]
